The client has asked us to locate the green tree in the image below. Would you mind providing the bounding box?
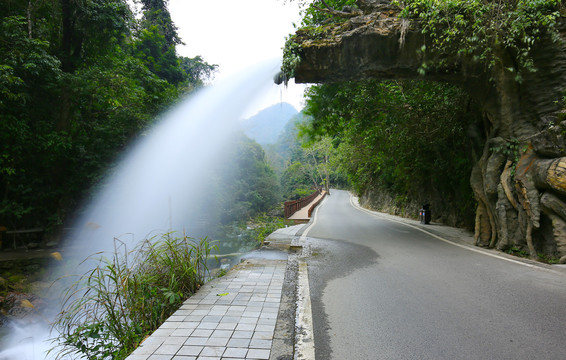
[301,136,335,193]
[303,79,476,228]
[224,135,281,221]
[0,15,62,228]
[0,0,217,234]
[394,0,561,81]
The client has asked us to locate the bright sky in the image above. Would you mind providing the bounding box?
[168,0,309,116]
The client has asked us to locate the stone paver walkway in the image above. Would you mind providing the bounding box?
[126,259,287,360]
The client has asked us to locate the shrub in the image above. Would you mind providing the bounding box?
[51,233,216,360]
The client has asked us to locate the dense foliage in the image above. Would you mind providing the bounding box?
[394,0,562,81]
[0,0,216,234]
[265,112,348,200]
[281,0,565,227]
[53,234,215,360]
[303,79,477,227]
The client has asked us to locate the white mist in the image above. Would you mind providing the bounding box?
[0,59,283,360]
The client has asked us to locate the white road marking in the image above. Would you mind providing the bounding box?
[348,193,564,275]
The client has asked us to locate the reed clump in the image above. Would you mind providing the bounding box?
[51,233,216,360]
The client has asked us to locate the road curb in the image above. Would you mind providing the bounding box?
[291,194,327,360]
[294,260,315,360]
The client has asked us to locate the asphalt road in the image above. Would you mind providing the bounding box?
[304,190,566,360]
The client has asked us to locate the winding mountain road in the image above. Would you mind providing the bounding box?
[302,190,566,360]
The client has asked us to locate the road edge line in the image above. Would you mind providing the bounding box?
[295,260,315,360]
[348,193,564,274]
[293,196,325,359]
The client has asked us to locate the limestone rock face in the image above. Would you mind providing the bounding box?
[290,2,566,260]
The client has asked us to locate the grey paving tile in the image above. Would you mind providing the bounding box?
[191,329,214,337]
[223,347,248,358]
[247,302,264,307]
[173,309,192,316]
[261,307,279,313]
[125,355,148,360]
[228,305,246,312]
[221,316,241,323]
[190,309,209,316]
[180,303,198,309]
[252,331,273,340]
[197,322,218,330]
[185,315,204,322]
[199,299,218,305]
[211,329,233,338]
[211,305,230,312]
[254,324,275,333]
[249,339,272,349]
[131,343,161,355]
[240,317,258,325]
[155,344,182,355]
[232,330,254,339]
[256,318,276,326]
[215,299,233,305]
[259,312,277,319]
[235,323,255,331]
[159,322,180,329]
[231,301,250,306]
[147,355,173,360]
[176,345,203,356]
[216,322,237,330]
[171,356,195,360]
[163,337,186,345]
[261,302,279,309]
[225,310,245,317]
[245,305,263,312]
[246,348,270,359]
[170,328,194,337]
[184,298,200,305]
[242,311,261,319]
[184,337,208,346]
[202,315,223,322]
[227,338,250,348]
[151,328,175,336]
[200,346,225,357]
[205,337,229,346]
[178,322,200,329]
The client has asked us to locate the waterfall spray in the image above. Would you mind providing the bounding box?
[0,58,284,360]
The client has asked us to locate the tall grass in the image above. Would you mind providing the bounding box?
[51,233,217,360]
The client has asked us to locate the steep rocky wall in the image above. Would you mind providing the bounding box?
[289,0,566,262]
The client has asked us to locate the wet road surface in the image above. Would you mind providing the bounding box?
[304,190,566,360]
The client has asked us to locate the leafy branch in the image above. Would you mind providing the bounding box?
[394,0,562,81]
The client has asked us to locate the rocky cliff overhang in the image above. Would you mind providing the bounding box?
[287,1,566,262]
[293,5,427,84]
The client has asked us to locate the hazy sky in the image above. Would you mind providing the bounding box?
[168,0,308,116]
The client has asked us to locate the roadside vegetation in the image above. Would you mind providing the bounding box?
[0,0,289,356]
[281,0,566,230]
[51,234,214,360]
[0,0,216,235]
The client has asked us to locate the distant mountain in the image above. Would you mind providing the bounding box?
[241,103,299,145]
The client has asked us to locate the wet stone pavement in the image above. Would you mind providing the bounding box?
[126,259,287,360]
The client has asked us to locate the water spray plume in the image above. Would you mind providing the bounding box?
[0,58,284,360]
